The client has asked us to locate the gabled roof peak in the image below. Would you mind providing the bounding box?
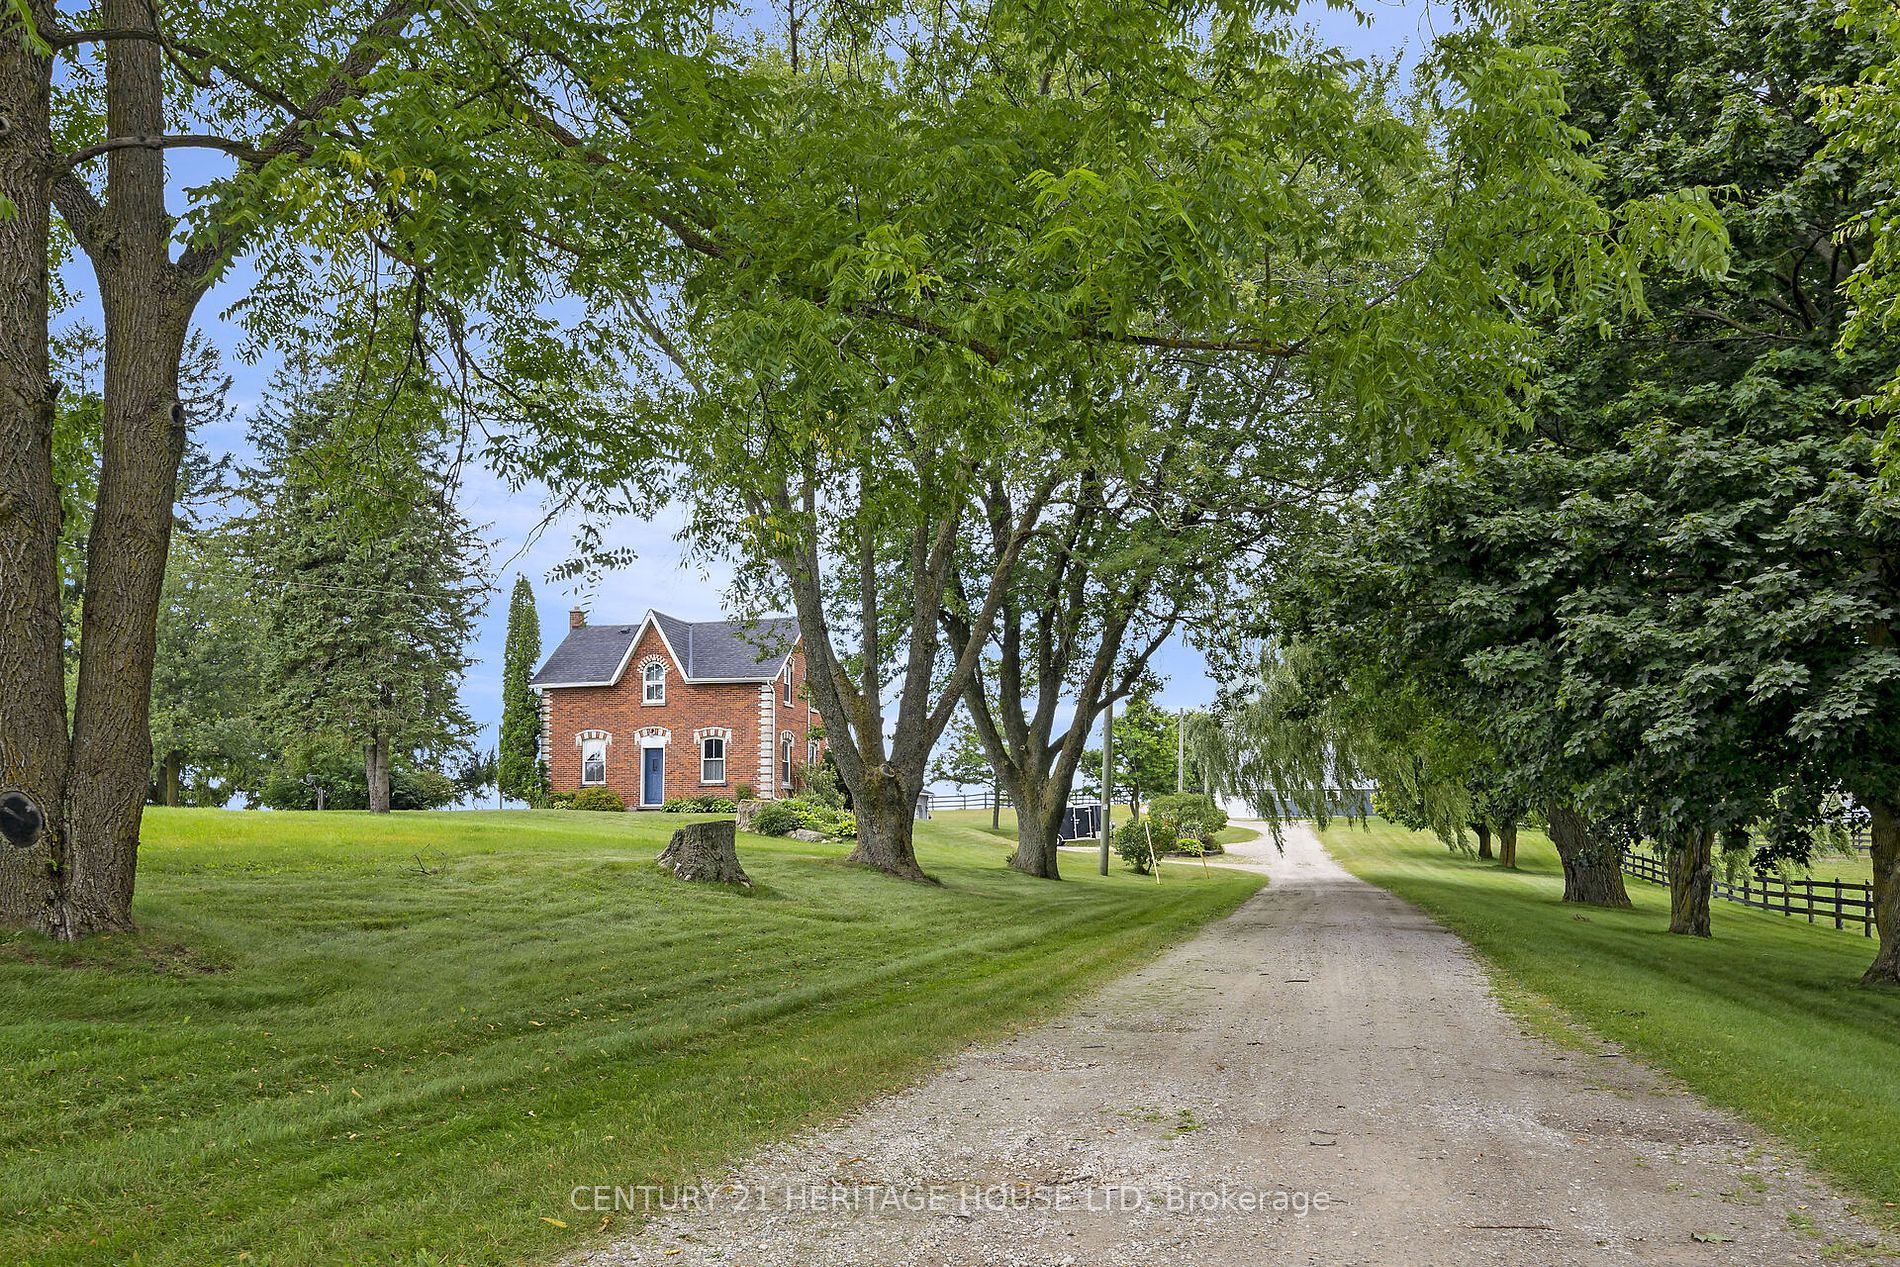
[531,609,800,688]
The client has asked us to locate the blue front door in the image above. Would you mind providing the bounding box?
[642,747,664,807]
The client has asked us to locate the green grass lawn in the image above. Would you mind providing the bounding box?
[931,806,1019,839]
[1323,819,1900,1222]
[1,808,1261,1267]
[1791,852,1876,886]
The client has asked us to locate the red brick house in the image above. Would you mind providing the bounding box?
[531,608,822,806]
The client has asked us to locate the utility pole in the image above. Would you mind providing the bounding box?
[1177,707,1186,794]
[1099,698,1114,875]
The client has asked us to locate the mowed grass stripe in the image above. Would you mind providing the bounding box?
[3,808,1259,1266]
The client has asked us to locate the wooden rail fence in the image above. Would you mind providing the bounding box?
[921,791,1106,813]
[1621,850,1875,936]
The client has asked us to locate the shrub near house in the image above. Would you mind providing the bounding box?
[1151,793,1228,855]
[1114,795,1230,872]
[530,608,824,809]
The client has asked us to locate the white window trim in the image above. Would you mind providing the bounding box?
[640,655,668,705]
[576,730,611,787]
[700,735,727,785]
[780,731,795,790]
[782,665,793,706]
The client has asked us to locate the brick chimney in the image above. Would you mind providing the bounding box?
[569,607,586,630]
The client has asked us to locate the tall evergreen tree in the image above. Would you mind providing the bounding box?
[148,527,270,807]
[498,575,545,805]
[243,354,486,814]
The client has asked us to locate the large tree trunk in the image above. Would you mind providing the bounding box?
[54,0,194,937]
[1545,805,1631,907]
[1498,820,1518,870]
[1006,771,1067,880]
[1474,821,1494,860]
[844,764,932,883]
[1862,799,1900,987]
[0,2,67,933]
[366,735,393,813]
[1667,827,1714,937]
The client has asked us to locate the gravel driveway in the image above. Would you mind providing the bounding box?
[572,822,1895,1266]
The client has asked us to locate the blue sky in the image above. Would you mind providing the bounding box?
[60,1,1444,794]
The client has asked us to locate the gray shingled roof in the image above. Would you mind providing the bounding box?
[652,612,800,679]
[529,623,641,687]
[531,611,800,687]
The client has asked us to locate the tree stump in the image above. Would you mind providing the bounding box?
[735,798,763,834]
[657,820,751,887]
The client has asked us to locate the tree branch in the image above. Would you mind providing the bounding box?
[49,172,107,265]
[58,133,263,169]
[175,0,424,284]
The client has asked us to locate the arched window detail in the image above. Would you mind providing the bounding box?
[640,655,667,704]
[576,730,612,786]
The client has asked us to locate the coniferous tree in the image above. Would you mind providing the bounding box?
[148,527,270,806]
[243,355,486,814]
[498,575,545,805]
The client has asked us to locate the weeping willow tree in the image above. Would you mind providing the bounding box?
[1184,643,1482,848]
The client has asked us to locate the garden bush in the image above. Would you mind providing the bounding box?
[750,803,800,837]
[784,795,856,839]
[1114,818,1177,873]
[735,784,756,801]
[791,760,847,809]
[1150,793,1226,848]
[569,787,626,812]
[662,794,738,813]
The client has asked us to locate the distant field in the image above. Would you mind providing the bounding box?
[930,807,1264,850]
[1323,819,1900,1224]
[0,808,1260,1267]
[1791,852,1875,886]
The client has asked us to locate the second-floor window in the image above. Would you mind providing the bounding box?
[782,665,793,706]
[643,661,665,704]
[701,736,726,784]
